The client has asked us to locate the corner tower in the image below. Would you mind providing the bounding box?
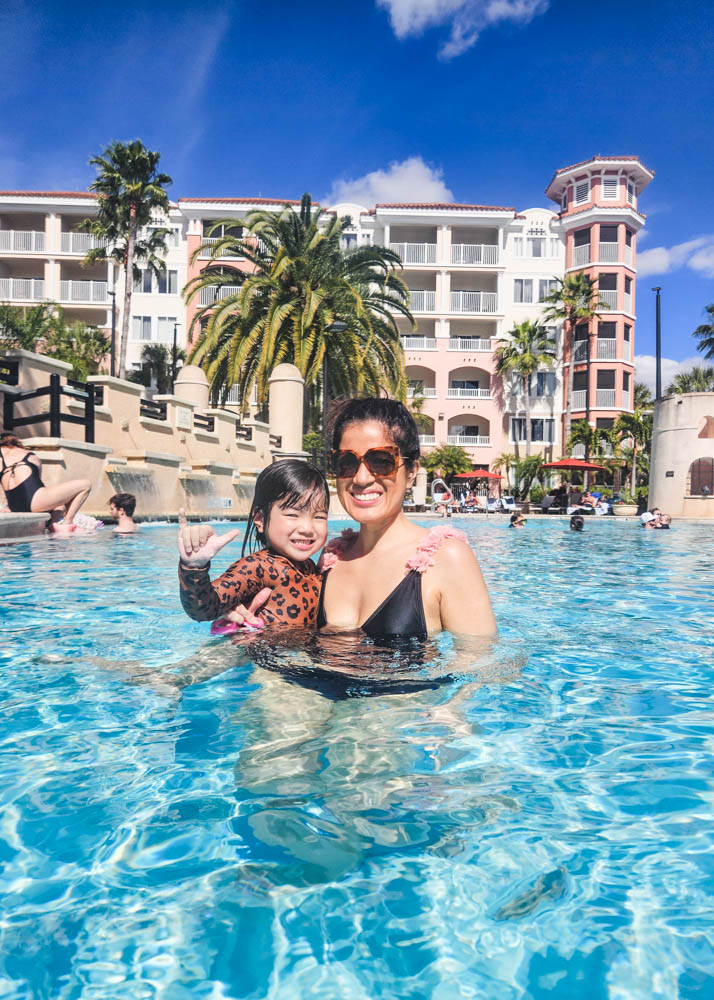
[545,156,654,447]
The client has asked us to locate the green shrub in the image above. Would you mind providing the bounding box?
[529,485,545,504]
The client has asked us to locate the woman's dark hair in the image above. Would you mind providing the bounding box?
[243,459,330,555]
[570,514,585,531]
[110,492,137,517]
[509,513,520,525]
[0,433,23,449]
[331,398,420,470]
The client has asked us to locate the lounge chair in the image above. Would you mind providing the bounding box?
[541,495,564,515]
[500,496,519,513]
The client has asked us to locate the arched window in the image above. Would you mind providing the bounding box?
[689,458,714,495]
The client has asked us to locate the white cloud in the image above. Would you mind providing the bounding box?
[637,236,714,278]
[326,156,453,207]
[376,0,550,58]
[635,354,702,394]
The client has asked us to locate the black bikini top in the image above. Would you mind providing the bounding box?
[316,526,467,641]
[0,449,38,481]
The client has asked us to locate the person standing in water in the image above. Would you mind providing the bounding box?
[110,493,140,534]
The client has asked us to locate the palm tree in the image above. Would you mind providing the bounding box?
[634,381,653,409]
[185,195,412,412]
[541,273,607,440]
[666,365,714,395]
[130,343,186,395]
[614,409,652,494]
[82,140,172,380]
[0,302,64,351]
[421,444,472,481]
[494,320,556,457]
[492,452,543,501]
[45,320,110,381]
[693,303,714,360]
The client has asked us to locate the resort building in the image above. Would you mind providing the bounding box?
[0,155,653,467]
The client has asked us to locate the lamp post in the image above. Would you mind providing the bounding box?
[323,320,348,471]
[108,290,117,378]
[172,321,180,390]
[652,286,662,401]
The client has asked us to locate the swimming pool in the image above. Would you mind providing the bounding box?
[1,518,713,999]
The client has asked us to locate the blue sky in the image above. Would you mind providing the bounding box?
[2,0,713,384]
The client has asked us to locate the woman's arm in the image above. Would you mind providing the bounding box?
[433,539,497,637]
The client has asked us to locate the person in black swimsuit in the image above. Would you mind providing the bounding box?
[316,399,496,640]
[0,432,91,532]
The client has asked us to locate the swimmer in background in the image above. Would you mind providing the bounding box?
[110,493,139,534]
[509,512,527,528]
[178,460,329,633]
[570,514,584,531]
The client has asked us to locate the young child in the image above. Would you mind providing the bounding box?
[110,493,139,534]
[178,460,329,633]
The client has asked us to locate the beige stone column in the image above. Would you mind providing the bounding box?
[268,363,306,458]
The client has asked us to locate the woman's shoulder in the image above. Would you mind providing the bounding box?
[405,524,470,574]
[319,528,358,570]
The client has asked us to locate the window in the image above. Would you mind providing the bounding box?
[341,233,357,248]
[157,316,177,342]
[624,324,631,342]
[132,316,151,340]
[452,379,480,390]
[549,238,561,257]
[511,417,554,442]
[598,321,617,338]
[627,180,636,205]
[158,270,178,294]
[561,190,568,211]
[602,176,618,200]
[625,230,633,247]
[167,228,180,247]
[545,325,558,344]
[600,225,618,244]
[573,228,591,248]
[527,237,545,257]
[689,457,714,496]
[513,237,523,257]
[574,179,590,204]
[596,417,614,430]
[538,279,558,302]
[623,371,631,391]
[514,279,533,304]
[528,371,556,396]
[203,222,243,239]
[597,370,616,390]
[134,269,152,293]
[625,276,632,294]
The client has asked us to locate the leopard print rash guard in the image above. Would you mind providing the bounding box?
[178,549,322,626]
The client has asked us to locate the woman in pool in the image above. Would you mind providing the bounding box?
[0,432,91,533]
[317,398,496,640]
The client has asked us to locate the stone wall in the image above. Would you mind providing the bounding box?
[649,392,714,518]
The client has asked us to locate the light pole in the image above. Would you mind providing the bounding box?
[172,321,180,390]
[652,286,662,401]
[108,290,117,377]
[323,320,347,471]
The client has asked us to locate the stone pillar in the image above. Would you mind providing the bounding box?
[173,364,209,409]
[268,363,306,458]
[413,465,427,506]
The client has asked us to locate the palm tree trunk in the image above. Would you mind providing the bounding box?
[524,375,532,458]
[119,206,137,380]
[565,322,573,449]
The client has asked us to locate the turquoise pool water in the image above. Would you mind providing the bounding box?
[1,518,713,999]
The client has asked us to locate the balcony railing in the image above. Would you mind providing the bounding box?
[0,277,45,301]
[389,242,436,265]
[199,285,241,305]
[59,279,108,303]
[573,245,590,267]
[596,338,617,359]
[596,389,616,408]
[0,230,45,253]
[447,387,491,398]
[624,293,632,314]
[407,386,437,397]
[408,289,436,312]
[450,290,498,314]
[625,245,633,267]
[599,290,618,309]
[572,444,586,458]
[60,232,108,254]
[573,341,589,362]
[401,336,437,350]
[418,434,435,445]
[624,341,632,362]
[451,244,498,266]
[572,390,587,410]
[447,435,490,446]
[622,391,632,410]
[598,242,619,262]
[448,337,492,351]
[199,236,243,258]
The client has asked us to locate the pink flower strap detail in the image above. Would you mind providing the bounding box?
[405,525,468,574]
[318,528,358,571]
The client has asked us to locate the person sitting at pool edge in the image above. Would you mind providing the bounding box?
[110,493,139,534]
[509,513,527,528]
[570,514,584,532]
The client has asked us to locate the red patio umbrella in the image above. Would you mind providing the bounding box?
[453,470,502,479]
[541,458,607,472]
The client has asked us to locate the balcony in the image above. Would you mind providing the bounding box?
[408,290,436,312]
[60,233,108,254]
[0,277,44,301]
[447,435,490,446]
[401,336,437,351]
[572,444,586,458]
[596,389,616,408]
[59,280,108,303]
[0,230,45,253]
[407,386,437,397]
[389,242,437,265]
[447,387,491,399]
[573,341,588,362]
[598,242,619,263]
[624,340,632,362]
[198,237,244,258]
[625,245,633,267]
[624,293,632,314]
[622,390,632,410]
[599,290,618,309]
[596,338,617,360]
[448,337,492,351]
[572,390,587,410]
[450,290,498,314]
[199,285,241,305]
[419,434,436,446]
[451,244,498,266]
[573,245,590,267]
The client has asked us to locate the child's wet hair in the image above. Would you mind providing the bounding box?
[243,460,330,555]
